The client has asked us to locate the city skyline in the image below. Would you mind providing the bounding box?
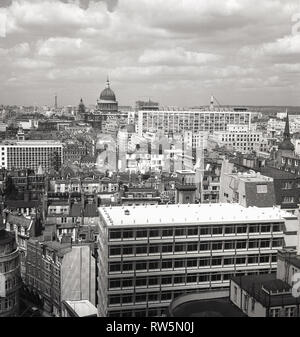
[0,0,300,107]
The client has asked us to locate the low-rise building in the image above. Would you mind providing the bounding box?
[229,249,300,317]
[61,300,97,317]
[0,226,21,317]
[220,170,276,207]
[25,237,96,317]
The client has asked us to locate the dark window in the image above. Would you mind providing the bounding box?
[149,261,159,270]
[109,247,121,256]
[136,246,147,255]
[225,226,235,234]
[148,277,159,286]
[135,278,147,287]
[123,230,134,239]
[224,258,234,265]
[260,240,270,248]
[174,260,185,268]
[249,240,259,249]
[136,230,147,238]
[149,229,160,237]
[122,279,133,287]
[123,263,133,272]
[136,262,147,270]
[200,242,210,251]
[187,227,198,236]
[236,241,247,249]
[200,227,211,236]
[187,259,197,267]
[261,225,271,233]
[161,276,172,285]
[162,228,173,237]
[211,257,222,266]
[212,242,223,251]
[187,275,197,283]
[162,260,173,269]
[175,228,186,236]
[187,243,198,252]
[212,226,223,235]
[175,244,185,252]
[237,225,247,234]
[123,246,133,255]
[249,225,259,233]
[162,245,173,253]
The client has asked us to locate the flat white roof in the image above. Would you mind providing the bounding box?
[1,140,62,146]
[64,300,97,317]
[99,203,293,227]
[226,172,273,183]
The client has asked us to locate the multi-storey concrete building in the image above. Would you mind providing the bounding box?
[209,130,264,153]
[0,140,63,172]
[138,109,252,136]
[97,203,298,317]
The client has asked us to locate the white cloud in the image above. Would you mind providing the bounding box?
[139,48,220,66]
[0,0,299,106]
[37,37,83,57]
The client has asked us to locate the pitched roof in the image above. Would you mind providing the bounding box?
[6,213,33,229]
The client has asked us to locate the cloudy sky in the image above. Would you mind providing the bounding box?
[0,0,300,107]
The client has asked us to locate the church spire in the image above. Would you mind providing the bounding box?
[106,76,110,88]
[278,110,294,152]
[283,111,291,139]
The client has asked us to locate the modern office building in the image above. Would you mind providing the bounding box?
[0,140,63,172]
[97,203,298,317]
[209,130,265,153]
[137,109,252,136]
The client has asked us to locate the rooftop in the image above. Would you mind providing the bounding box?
[261,166,298,180]
[1,140,62,146]
[226,172,273,183]
[232,274,300,307]
[99,203,294,227]
[63,300,97,317]
[168,296,245,317]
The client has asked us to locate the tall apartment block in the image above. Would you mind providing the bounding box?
[137,109,252,136]
[0,140,63,172]
[97,203,298,317]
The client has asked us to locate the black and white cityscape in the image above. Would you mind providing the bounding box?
[1,0,300,320]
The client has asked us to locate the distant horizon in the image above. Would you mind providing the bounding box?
[1,103,300,110]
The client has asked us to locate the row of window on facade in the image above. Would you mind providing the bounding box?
[108,270,273,306]
[108,223,283,240]
[0,294,17,313]
[0,258,19,273]
[108,253,278,274]
[108,239,282,256]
